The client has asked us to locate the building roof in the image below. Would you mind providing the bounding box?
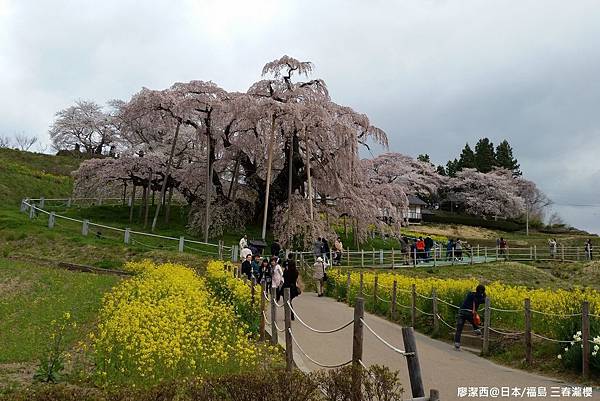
[407,195,427,206]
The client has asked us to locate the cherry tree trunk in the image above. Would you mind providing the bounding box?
[261,114,277,240]
[305,129,314,221]
[204,134,212,242]
[287,136,293,208]
[165,186,174,224]
[129,185,136,223]
[152,123,181,232]
[228,154,240,201]
[144,170,152,229]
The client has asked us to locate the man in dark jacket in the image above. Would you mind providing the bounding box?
[454,284,486,350]
[241,254,253,280]
[271,239,281,258]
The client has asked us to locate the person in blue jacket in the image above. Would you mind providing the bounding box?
[454,284,486,350]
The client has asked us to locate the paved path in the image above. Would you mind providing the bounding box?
[269,293,599,400]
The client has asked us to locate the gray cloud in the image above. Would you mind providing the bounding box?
[1,0,600,232]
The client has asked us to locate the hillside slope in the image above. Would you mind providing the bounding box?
[0,149,82,205]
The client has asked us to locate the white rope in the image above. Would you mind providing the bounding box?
[416,292,434,300]
[436,313,456,329]
[397,302,412,310]
[288,329,352,368]
[531,332,581,344]
[273,320,286,333]
[530,310,581,318]
[489,307,522,313]
[184,244,219,255]
[262,310,271,325]
[414,306,434,316]
[376,294,391,303]
[436,298,460,309]
[488,327,525,336]
[131,238,163,249]
[287,302,353,334]
[360,318,414,356]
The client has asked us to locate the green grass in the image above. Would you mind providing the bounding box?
[0,258,119,364]
[0,148,82,206]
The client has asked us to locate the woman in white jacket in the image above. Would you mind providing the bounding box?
[271,257,284,301]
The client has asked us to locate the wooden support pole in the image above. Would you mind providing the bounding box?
[361,249,364,268]
[402,327,425,399]
[48,212,55,229]
[411,283,417,328]
[178,236,184,253]
[561,244,565,262]
[432,288,439,336]
[391,248,395,269]
[352,298,365,401]
[582,301,590,379]
[270,287,278,345]
[251,278,256,306]
[346,271,352,305]
[391,280,397,320]
[359,272,364,297]
[82,219,89,236]
[534,245,537,261]
[259,284,266,342]
[124,228,130,244]
[524,298,532,364]
[482,297,491,355]
[284,288,293,372]
[373,275,378,309]
[484,246,488,263]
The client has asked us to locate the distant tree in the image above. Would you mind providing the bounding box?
[49,100,116,155]
[474,138,495,173]
[457,143,476,170]
[0,135,10,148]
[417,154,431,164]
[446,158,460,177]
[14,133,38,151]
[495,140,521,176]
[436,165,447,176]
[547,212,565,227]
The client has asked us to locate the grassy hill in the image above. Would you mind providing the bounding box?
[0,148,82,205]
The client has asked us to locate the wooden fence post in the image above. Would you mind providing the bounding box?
[451,248,455,266]
[48,212,55,229]
[124,228,130,244]
[391,248,395,269]
[402,327,425,399]
[373,275,378,309]
[524,298,532,364]
[361,250,364,268]
[67,197,72,207]
[477,244,480,258]
[178,236,184,253]
[470,250,474,265]
[372,248,375,266]
[534,245,537,261]
[530,246,533,261]
[259,284,266,342]
[391,280,397,321]
[82,219,89,236]
[484,246,488,263]
[218,240,223,260]
[482,297,491,355]
[359,272,364,297]
[346,271,352,305]
[433,247,437,267]
[251,278,256,306]
[411,283,416,328]
[582,301,590,379]
[270,287,278,345]
[39,196,45,209]
[413,248,417,267]
[284,288,293,371]
[561,244,565,262]
[352,298,365,401]
[347,249,350,267]
[495,246,499,261]
[432,288,439,336]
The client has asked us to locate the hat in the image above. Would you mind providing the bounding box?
[317,257,323,262]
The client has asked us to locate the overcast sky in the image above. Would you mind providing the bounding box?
[1,0,600,233]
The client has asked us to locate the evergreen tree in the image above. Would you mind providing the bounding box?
[446,158,460,177]
[457,143,475,170]
[495,139,521,176]
[436,165,447,176]
[474,138,495,173]
[417,153,431,164]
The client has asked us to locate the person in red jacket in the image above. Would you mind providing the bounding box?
[416,237,426,263]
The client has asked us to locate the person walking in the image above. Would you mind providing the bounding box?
[271,239,281,259]
[271,257,284,301]
[499,237,508,259]
[241,254,253,280]
[585,239,593,260]
[334,237,343,265]
[446,239,455,261]
[260,258,272,289]
[322,237,331,263]
[251,254,262,281]
[548,238,557,259]
[313,256,327,297]
[313,237,323,261]
[454,284,486,350]
[416,237,425,263]
[424,236,434,262]
[239,234,248,258]
[282,256,300,320]
[455,239,463,261]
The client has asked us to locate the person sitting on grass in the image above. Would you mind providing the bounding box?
[454,284,486,350]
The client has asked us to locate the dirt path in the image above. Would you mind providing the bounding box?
[270,293,599,400]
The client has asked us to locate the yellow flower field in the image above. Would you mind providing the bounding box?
[92,260,275,385]
[327,269,600,339]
